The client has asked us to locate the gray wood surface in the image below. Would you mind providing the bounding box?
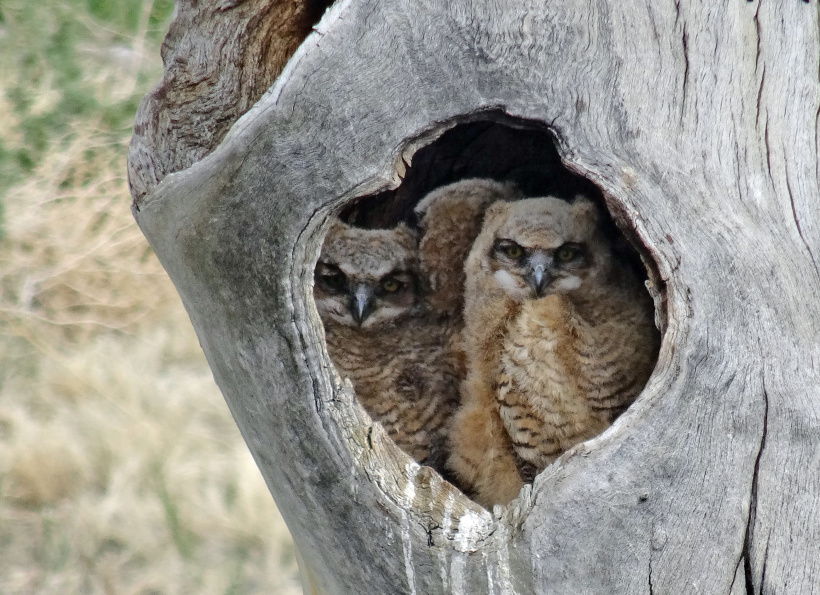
[130,0,820,592]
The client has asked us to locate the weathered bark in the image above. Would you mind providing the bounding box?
[129,0,820,593]
[127,0,333,201]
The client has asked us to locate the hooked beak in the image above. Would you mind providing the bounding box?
[526,252,552,297]
[350,284,375,325]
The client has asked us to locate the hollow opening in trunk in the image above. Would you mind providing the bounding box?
[316,114,663,508]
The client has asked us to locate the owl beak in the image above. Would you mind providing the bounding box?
[527,252,552,297]
[350,285,374,325]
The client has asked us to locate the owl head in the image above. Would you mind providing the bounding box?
[477,195,612,301]
[314,220,422,328]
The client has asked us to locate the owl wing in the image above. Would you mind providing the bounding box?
[414,178,521,317]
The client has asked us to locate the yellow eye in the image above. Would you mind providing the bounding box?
[556,246,578,262]
[383,279,401,292]
[503,244,523,259]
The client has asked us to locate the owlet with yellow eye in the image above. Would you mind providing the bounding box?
[448,195,660,508]
[314,219,460,471]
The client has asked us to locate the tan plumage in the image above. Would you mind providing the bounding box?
[314,220,460,469]
[448,195,659,508]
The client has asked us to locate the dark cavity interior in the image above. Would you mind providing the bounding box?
[341,117,594,226]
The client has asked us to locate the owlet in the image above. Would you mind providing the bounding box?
[448,195,660,508]
[314,219,460,471]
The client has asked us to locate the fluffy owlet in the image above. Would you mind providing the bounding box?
[448,195,660,508]
[314,219,460,470]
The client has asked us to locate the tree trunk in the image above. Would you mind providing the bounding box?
[129,0,820,593]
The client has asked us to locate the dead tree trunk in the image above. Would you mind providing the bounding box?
[129,0,820,592]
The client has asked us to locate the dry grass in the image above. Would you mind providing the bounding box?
[0,2,301,593]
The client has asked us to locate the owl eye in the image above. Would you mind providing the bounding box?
[556,245,580,262]
[382,278,402,293]
[496,240,524,260]
[316,265,346,292]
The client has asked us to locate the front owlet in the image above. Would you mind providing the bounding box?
[448,196,660,508]
[314,219,460,471]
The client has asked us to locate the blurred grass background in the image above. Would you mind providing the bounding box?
[0,1,301,592]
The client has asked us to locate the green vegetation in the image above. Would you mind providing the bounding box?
[0,1,301,593]
[0,0,173,230]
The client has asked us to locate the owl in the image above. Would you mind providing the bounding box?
[448,195,660,508]
[314,219,460,471]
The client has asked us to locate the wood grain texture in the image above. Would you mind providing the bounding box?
[127,0,334,202]
[130,0,820,592]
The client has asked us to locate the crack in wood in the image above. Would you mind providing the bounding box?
[672,0,689,127]
[753,2,763,74]
[762,116,775,192]
[680,23,690,127]
[291,221,328,415]
[645,0,662,62]
[783,155,820,278]
[744,371,769,595]
[755,65,766,129]
[759,532,772,594]
[815,104,820,201]
[730,555,745,594]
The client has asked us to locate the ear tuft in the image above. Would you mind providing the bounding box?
[394,221,420,246]
[570,195,600,226]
